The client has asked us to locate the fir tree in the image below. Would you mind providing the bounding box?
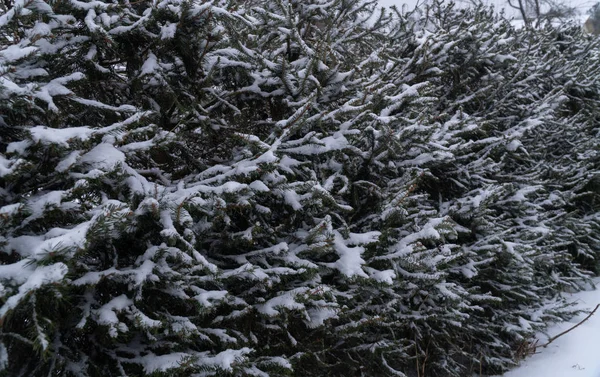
[2,0,600,376]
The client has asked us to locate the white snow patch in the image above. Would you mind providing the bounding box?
[0,45,37,62]
[79,143,125,170]
[160,23,177,39]
[72,267,119,286]
[0,203,22,217]
[507,139,522,152]
[140,52,159,76]
[367,268,397,284]
[249,180,270,192]
[330,231,368,278]
[135,311,161,329]
[0,259,35,285]
[94,294,133,337]
[56,151,81,172]
[137,348,253,373]
[257,288,308,316]
[139,352,190,373]
[29,126,94,146]
[306,307,338,328]
[203,348,252,371]
[379,217,447,260]
[193,289,228,307]
[0,263,68,317]
[6,140,32,155]
[0,154,23,177]
[22,221,90,258]
[283,190,302,210]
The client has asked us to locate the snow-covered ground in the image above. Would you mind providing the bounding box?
[499,280,600,377]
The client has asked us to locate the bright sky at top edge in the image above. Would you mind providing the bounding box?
[378,0,597,21]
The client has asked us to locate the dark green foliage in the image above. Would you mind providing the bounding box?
[1,0,600,376]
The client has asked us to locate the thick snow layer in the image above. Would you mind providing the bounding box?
[499,280,600,377]
[136,348,253,374]
[138,352,191,373]
[0,45,37,62]
[257,288,308,316]
[80,143,125,170]
[0,263,68,316]
[331,231,369,278]
[29,125,94,146]
[94,294,132,338]
[0,154,22,177]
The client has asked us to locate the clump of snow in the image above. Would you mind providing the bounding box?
[56,151,82,172]
[79,143,125,170]
[0,154,23,177]
[138,352,191,373]
[283,190,303,210]
[94,294,133,338]
[0,260,34,286]
[8,220,90,259]
[72,267,119,286]
[160,23,177,39]
[257,288,307,316]
[329,231,368,278]
[135,311,161,329]
[29,125,94,146]
[6,140,32,155]
[365,267,397,284]
[203,348,252,371]
[202,328,237,344]
[0,263,69,317]
[193,289,228,307]
[169,316,199,335]
[137,348,253,374]
[0,45,37,62]
[306,307,338,328]
[249,180,270,192]
[379,217,447,260]
[140,52,159,76]
[507,139,522,152]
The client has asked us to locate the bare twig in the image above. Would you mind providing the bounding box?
[515,338,539,361]
[421,339,430,377]
[479,352,483,377]
[540,303,600,348]
[415,341,420,377]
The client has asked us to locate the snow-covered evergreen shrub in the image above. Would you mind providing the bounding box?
[354,3,600,375]
[1,0,600,376]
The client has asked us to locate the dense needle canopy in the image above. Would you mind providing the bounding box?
[1,1,600,376]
